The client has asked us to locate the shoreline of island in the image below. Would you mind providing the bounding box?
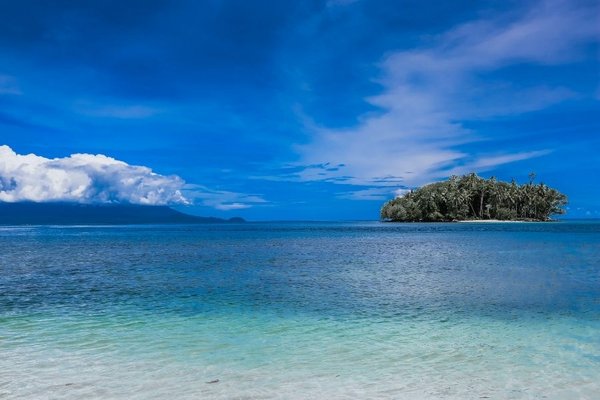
[457,219,526,223]
[381,219,555,223]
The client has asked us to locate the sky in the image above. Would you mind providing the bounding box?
[0,0,598,220]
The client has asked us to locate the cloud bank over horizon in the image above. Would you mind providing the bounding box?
[0,145,188,205]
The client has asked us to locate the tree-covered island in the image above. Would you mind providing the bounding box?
[381,173,567,222]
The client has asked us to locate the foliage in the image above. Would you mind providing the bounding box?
[380,173,567,222]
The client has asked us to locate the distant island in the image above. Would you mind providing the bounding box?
[381,173,567,222]
[0,202,245,225]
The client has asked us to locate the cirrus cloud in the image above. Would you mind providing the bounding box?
[295,0,598,189]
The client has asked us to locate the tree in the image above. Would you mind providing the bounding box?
[380,173,567,222]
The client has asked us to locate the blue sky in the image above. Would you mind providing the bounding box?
[0,0,598,220]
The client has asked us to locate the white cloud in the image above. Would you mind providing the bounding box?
[394,188,410,198]
[337,187,400,201]
[0,145,269,210]
[76,103,160,119]
[183,184,268,211]
[296,0,598,189]
[0,145,188,205]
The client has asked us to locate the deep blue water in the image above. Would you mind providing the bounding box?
[1,221,599,399]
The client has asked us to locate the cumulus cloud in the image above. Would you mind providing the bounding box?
[0,145,188,205]
[296,0,598,189]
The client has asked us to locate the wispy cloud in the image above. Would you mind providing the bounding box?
[337,187,401,201]
[75,103,160,119]
[183,184,268,211]
[295,0,598,189]
[0,74,21,95]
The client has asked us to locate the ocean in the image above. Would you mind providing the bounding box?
[1,221,599,399]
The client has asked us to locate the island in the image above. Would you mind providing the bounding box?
[381,173,567,222]
[0,202,245,225]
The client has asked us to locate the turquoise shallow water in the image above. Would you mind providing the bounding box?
[1,221,599,399]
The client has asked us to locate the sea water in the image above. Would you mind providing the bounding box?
[1,221,599,399]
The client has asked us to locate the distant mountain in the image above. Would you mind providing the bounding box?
[0,202,245,225]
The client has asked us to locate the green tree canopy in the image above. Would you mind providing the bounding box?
[381,173,567,222]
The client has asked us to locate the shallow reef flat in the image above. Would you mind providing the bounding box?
[1,221,599,399]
